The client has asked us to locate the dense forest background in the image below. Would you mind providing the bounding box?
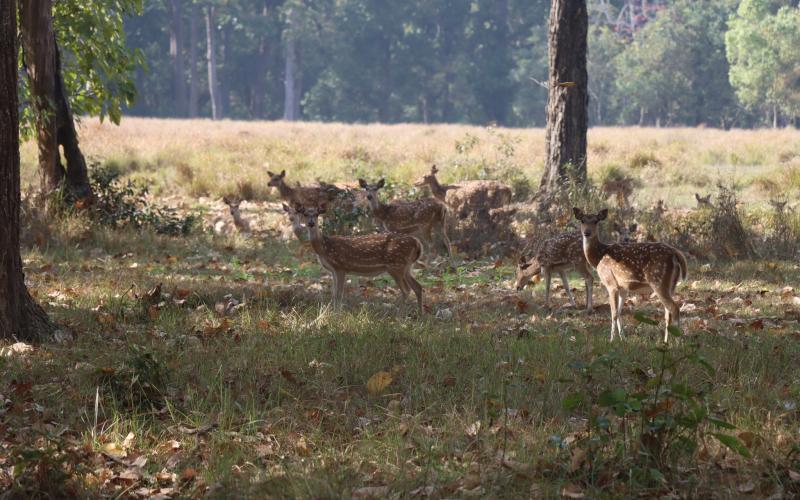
[124,0,800,127]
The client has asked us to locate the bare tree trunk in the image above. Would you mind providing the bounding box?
[168,0,188,116]
[252,1,269,118]
[20,0,62,196]
[54,44,92,200]
[0,0,55,341]
[205,5,221,120]
[540,0,589,193]
[219,22,232,117]
[283,33,301,121]
[773,104,778,129]
[188,3,199,117]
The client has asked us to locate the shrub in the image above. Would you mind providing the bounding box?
[628,150,662,169]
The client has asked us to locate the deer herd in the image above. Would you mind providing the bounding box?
[263,166,690,343]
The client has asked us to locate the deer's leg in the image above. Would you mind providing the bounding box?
[559,269,576,308]
[541,268,552,309]
[577,261,593,312]
[404,269,423,313]
[333,270,346,309]
[436,220,453,260]
[616,289,627,339]
[654,288,680,343]
[608,287,619,342]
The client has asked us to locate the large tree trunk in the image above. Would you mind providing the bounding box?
[540,0,589,194]
[168,0,188,117]
[283,34,301,121]
[19,0,62,196]
[188,3,199,118]
[0,0,55,341]
[205,5,221,120]
[54,44,92,200]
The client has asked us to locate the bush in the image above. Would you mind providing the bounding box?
[90,164,197,236]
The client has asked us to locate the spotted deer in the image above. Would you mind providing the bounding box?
[267,169,344,208]
[573,208,688,343]
[358,178,451,261]
[515,231,593,311]
[222,197,252,233]
[695,193,713,208]
[601,177,635,208]
[414,164,458,203]
[281,203,306,241]
[297,205,424,312]
[612,222,639,243]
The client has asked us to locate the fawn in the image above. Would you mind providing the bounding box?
[695,193,713,208]
[222,197,252,233]
[574,208,688,343]
[515,231,594,311]
[358,178,451,261]
[612,222,639,243]
[296,205,424,312]
[414,164,458,203]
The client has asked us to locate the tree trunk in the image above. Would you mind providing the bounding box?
[19,0,62,196]
[283,33,301,121]
[252,1,269,119]
[168,0,188,116]
[205,5,221,120]
[540,0,589,194]
[188,3,199,118]
[219,22,232,117]
[0,0,55,341]
[54,43,92,200]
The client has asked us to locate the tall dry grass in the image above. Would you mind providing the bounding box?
[19,118,800,207]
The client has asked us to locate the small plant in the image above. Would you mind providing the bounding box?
[558,317,750,492]
[90,163,197,236]
[96,345,169,410]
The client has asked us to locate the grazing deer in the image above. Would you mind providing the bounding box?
[695,193,713,208]
[297,205,424,312]
[222,197,252,233]
[601,177,635,208]
[267,169,343,208]
[414,165,458,203]
[358,178,452,261]
[573,208,688,343]
[515,231,593,312]
[612,222,639,243]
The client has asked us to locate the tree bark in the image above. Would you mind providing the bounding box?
[54,43,92,200]
[168,0,188,116]
[219,22,232,117]
[252,1,269,119]
[188,3,200,118]
[19,0,62,196]
[205,5,222,120]
[283,32,301,121]
[0,0,55,341]
[540,0,589,193]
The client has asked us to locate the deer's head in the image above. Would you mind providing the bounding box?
[573,207,608,239]
[612,222,638,243]
[298,204,326,229]
[514,253,542,291]
[267,169,287,188]
[358,178,386,202]
[414,165,439,188]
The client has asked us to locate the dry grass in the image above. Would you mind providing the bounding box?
[20,119,800,208]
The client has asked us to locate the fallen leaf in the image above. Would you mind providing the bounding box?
[181,468,196,482]
[465,421,482,437]
[122,432,136,450]
[202,318,230,336]
[117,469,141,483]
[788,469,800,482]
[102,442,127,459]
[737,480,755,494]
[737,431,756,448]
[175,288,191,299]
[366,371,393,395]
[561,483,585,498]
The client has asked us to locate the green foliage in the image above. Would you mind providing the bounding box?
[90,164,197,235]
[96,345,169,410]
[726,0,800,120]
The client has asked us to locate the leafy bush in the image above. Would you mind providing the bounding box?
[90,164,197,236]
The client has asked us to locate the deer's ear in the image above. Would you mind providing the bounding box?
[358,178,368,188]
[572,207,584,221]
[598,209,609,221]
[377,179,386,189]
[279,170,286,178]
[431,164,438,173]
[282,203,290,212]
[267,171,274,177]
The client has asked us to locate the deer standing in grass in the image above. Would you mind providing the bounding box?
[297,205,424,312]
[515,231,593,312]
[267,169,344,208]
[359,178,451,261]
[573,208,688,343]
[414,165,458,203]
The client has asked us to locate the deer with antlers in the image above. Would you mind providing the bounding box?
[296,205,424,312]
[573,208,688,343]
[358,178,451,261]
[515,231,593,312]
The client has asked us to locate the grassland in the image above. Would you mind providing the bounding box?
[3,119,800,498]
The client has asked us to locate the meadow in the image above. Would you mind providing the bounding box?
[3,119,800,498]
